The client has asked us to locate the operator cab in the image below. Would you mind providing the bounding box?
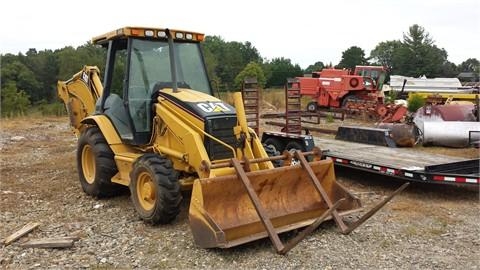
[354,66,387,90]
[93,27,212,145]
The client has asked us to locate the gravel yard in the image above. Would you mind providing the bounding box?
[1,116,479,269]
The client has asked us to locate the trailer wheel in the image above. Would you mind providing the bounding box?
[77,126,123,198]
[263,137,284,153]
[263,144,283,167]
[130,154,182,224]
[306,102,318,112]
[285,141,305,166]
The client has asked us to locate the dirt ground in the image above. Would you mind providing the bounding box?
[0,116,479,269]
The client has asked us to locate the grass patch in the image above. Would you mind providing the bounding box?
[403,225,419,237]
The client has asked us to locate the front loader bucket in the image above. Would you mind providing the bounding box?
[189,159,361,249]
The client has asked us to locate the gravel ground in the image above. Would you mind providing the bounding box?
[0,116,479,269]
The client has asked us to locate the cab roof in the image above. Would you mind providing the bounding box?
[92,26,205,46]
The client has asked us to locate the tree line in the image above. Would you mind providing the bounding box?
[1,24,478,117]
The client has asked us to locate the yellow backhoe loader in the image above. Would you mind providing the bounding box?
[57,26,408,254]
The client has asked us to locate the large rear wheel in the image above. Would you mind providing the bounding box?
[77,126,122,198]
[130,154,182,224]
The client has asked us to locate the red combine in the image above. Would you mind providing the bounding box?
[297,66,404,120]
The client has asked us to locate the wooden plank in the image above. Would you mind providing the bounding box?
[20,237,77,249]
[3,222,40,246]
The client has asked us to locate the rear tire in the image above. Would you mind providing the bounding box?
[77,126,122,198]
[130,154,182,224]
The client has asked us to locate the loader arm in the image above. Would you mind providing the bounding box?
[57,66,104,136]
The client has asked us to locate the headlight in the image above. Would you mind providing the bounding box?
[175,32,184,39]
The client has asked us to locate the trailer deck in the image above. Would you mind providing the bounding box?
[315,137,480,186]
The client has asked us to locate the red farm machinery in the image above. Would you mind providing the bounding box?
[297,66,406,122]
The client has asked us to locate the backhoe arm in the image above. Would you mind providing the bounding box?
[57,66,103,136]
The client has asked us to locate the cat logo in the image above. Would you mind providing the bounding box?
[197,102,231,113]
[81,72,89,84]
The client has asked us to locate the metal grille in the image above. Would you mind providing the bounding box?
[204,116,237,160]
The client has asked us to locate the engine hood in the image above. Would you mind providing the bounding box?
[157,88,236,120]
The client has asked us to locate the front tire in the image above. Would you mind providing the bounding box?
[77,126,121,198]
[130,154,181,224]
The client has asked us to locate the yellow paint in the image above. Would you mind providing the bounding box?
[410,92,478,102]
[56,27,355,250]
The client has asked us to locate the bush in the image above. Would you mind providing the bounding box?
[326,113,334,123]
[38,102,67,116]
[384,90,398,104]
[407,93,425,113]
[234,62,266,89]
[1,82,31,117]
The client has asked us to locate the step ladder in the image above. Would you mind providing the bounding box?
[284,78,302,134]
[241,77,260,135]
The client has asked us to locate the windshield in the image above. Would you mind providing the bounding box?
[128,38,211,95]
[126,38,211,136]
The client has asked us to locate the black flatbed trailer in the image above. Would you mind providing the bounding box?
[315,137,479,186]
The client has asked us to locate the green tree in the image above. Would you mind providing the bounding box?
[1,82,31,117]
[304,61,325,73]
[336,46,368,70]
[458,58,480,81]
[440,61,458,78]
[369,40,402,70]
[56,46,83,80]
[202,36,262,90]
[234,61,266,89]
[263,57,303,87]
[1,60,41,102]
[370,24,453,78]
[458,58,479,72]
[394,24,448,77]
[23,48,59,102]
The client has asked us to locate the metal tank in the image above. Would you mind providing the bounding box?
[420,121,480,148]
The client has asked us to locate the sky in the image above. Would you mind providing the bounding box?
[1,0,479,69]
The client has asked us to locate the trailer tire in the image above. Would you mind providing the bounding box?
[77,126,123,198]
[263,144,283,167]
[130,154,182,224]
[263,137,284,153]
[285,141,306,165]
